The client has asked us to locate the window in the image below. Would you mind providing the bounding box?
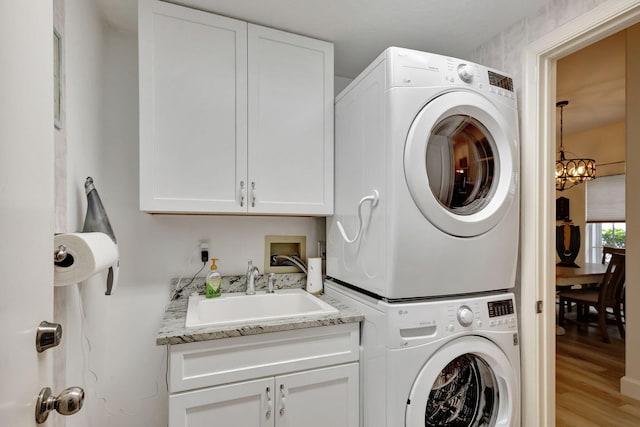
[585,174,625,262]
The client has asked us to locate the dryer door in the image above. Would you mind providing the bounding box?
[405,336,518,427]
[404,91,518,237]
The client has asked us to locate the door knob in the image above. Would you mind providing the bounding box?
[35,386,84,424]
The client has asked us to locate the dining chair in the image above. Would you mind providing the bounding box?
[601,246,625,264]
[558,253,626,343]
[602,247,627,320]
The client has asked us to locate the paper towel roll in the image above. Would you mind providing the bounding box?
[306,257,323,295]
[54,232,118,286]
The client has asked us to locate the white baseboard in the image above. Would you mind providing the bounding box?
[621,375,640,400]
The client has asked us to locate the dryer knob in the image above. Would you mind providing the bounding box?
[457,64,474,83]
[457,306,474,327]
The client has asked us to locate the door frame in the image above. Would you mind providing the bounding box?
[521,0,640,425]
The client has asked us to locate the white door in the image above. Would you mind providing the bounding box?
[404,91,518,237]
[275,363,359,427]
[405,336,518,427]
[0,1,55,426]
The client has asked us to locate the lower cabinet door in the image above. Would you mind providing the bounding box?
[275,363,359,427]
[169,377,275,427]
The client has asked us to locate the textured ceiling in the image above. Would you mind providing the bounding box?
[96,0,626,135]
[96,0,545,78]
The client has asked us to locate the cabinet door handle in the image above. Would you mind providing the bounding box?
[251,181,256,208]
[239,181,246,207]
[279,383,286,416]
[265,386,272,419]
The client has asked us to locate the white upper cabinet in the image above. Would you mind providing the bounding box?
[247,25,333,215]
[139,0,247,213]
[139,0,333,215]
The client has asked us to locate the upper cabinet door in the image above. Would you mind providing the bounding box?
[139,0,248,213]
[247,24,334,215]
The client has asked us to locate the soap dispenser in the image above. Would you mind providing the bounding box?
[205,258,222,298]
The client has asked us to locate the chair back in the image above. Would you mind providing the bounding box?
[599,253,626,306]
[602,246,626,264]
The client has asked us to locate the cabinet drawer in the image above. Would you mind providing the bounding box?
[169,323,359,392]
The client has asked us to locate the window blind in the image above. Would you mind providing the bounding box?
[586,174,625,222]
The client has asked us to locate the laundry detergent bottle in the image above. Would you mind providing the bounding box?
[205,258,222,298]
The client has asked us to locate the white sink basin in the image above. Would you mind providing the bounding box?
[185,288,338,328]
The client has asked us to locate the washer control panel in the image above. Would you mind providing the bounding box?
[444,295,517,333]
[382,292,518,348]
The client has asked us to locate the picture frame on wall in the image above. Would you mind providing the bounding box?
[53,27,62,129]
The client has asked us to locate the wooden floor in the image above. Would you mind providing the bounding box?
[556,320,640,426]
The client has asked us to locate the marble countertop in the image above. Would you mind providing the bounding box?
[156,273,363,346]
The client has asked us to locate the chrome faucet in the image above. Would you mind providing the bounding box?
[246,260,259,295]
[271,254,308,274]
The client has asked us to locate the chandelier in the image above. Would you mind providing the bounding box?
[556,100,596,191]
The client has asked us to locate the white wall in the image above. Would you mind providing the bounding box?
[60,2,325,427]
[61,0,107,426]
[335,75,353,96]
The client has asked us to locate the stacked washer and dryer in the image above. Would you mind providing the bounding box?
[324,47,521,427]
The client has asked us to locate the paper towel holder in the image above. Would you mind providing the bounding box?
[54,245,74,267]
[53,232,118,294]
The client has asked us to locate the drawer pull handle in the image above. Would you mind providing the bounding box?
[240,181,246,207]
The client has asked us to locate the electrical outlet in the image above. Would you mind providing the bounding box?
[200,241,209,263]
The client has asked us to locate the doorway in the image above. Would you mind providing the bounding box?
[520,2,640,425]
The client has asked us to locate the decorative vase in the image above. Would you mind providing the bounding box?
[556,221,581,268]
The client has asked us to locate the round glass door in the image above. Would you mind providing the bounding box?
[405,336,517,427]
[426,115,496,216]
[425,354,497,426]
[404,91,518,237]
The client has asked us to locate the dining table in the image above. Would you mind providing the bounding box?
[555,262,609,335]
[556,262,608,288]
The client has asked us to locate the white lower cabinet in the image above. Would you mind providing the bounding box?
[275,364,359,427]
[168,324,360,427]
[170,378,272,427]
[170,363,358,427]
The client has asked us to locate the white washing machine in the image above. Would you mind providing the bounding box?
[327,47,520,299]
[325,280,521,427]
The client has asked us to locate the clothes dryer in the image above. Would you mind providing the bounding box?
[327,47,519,299]
[325,280,521,427]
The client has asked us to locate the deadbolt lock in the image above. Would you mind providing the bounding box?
[36,321,62,352]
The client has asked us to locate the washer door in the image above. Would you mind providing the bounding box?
[404,91,518,237]
[405,336,517,427]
